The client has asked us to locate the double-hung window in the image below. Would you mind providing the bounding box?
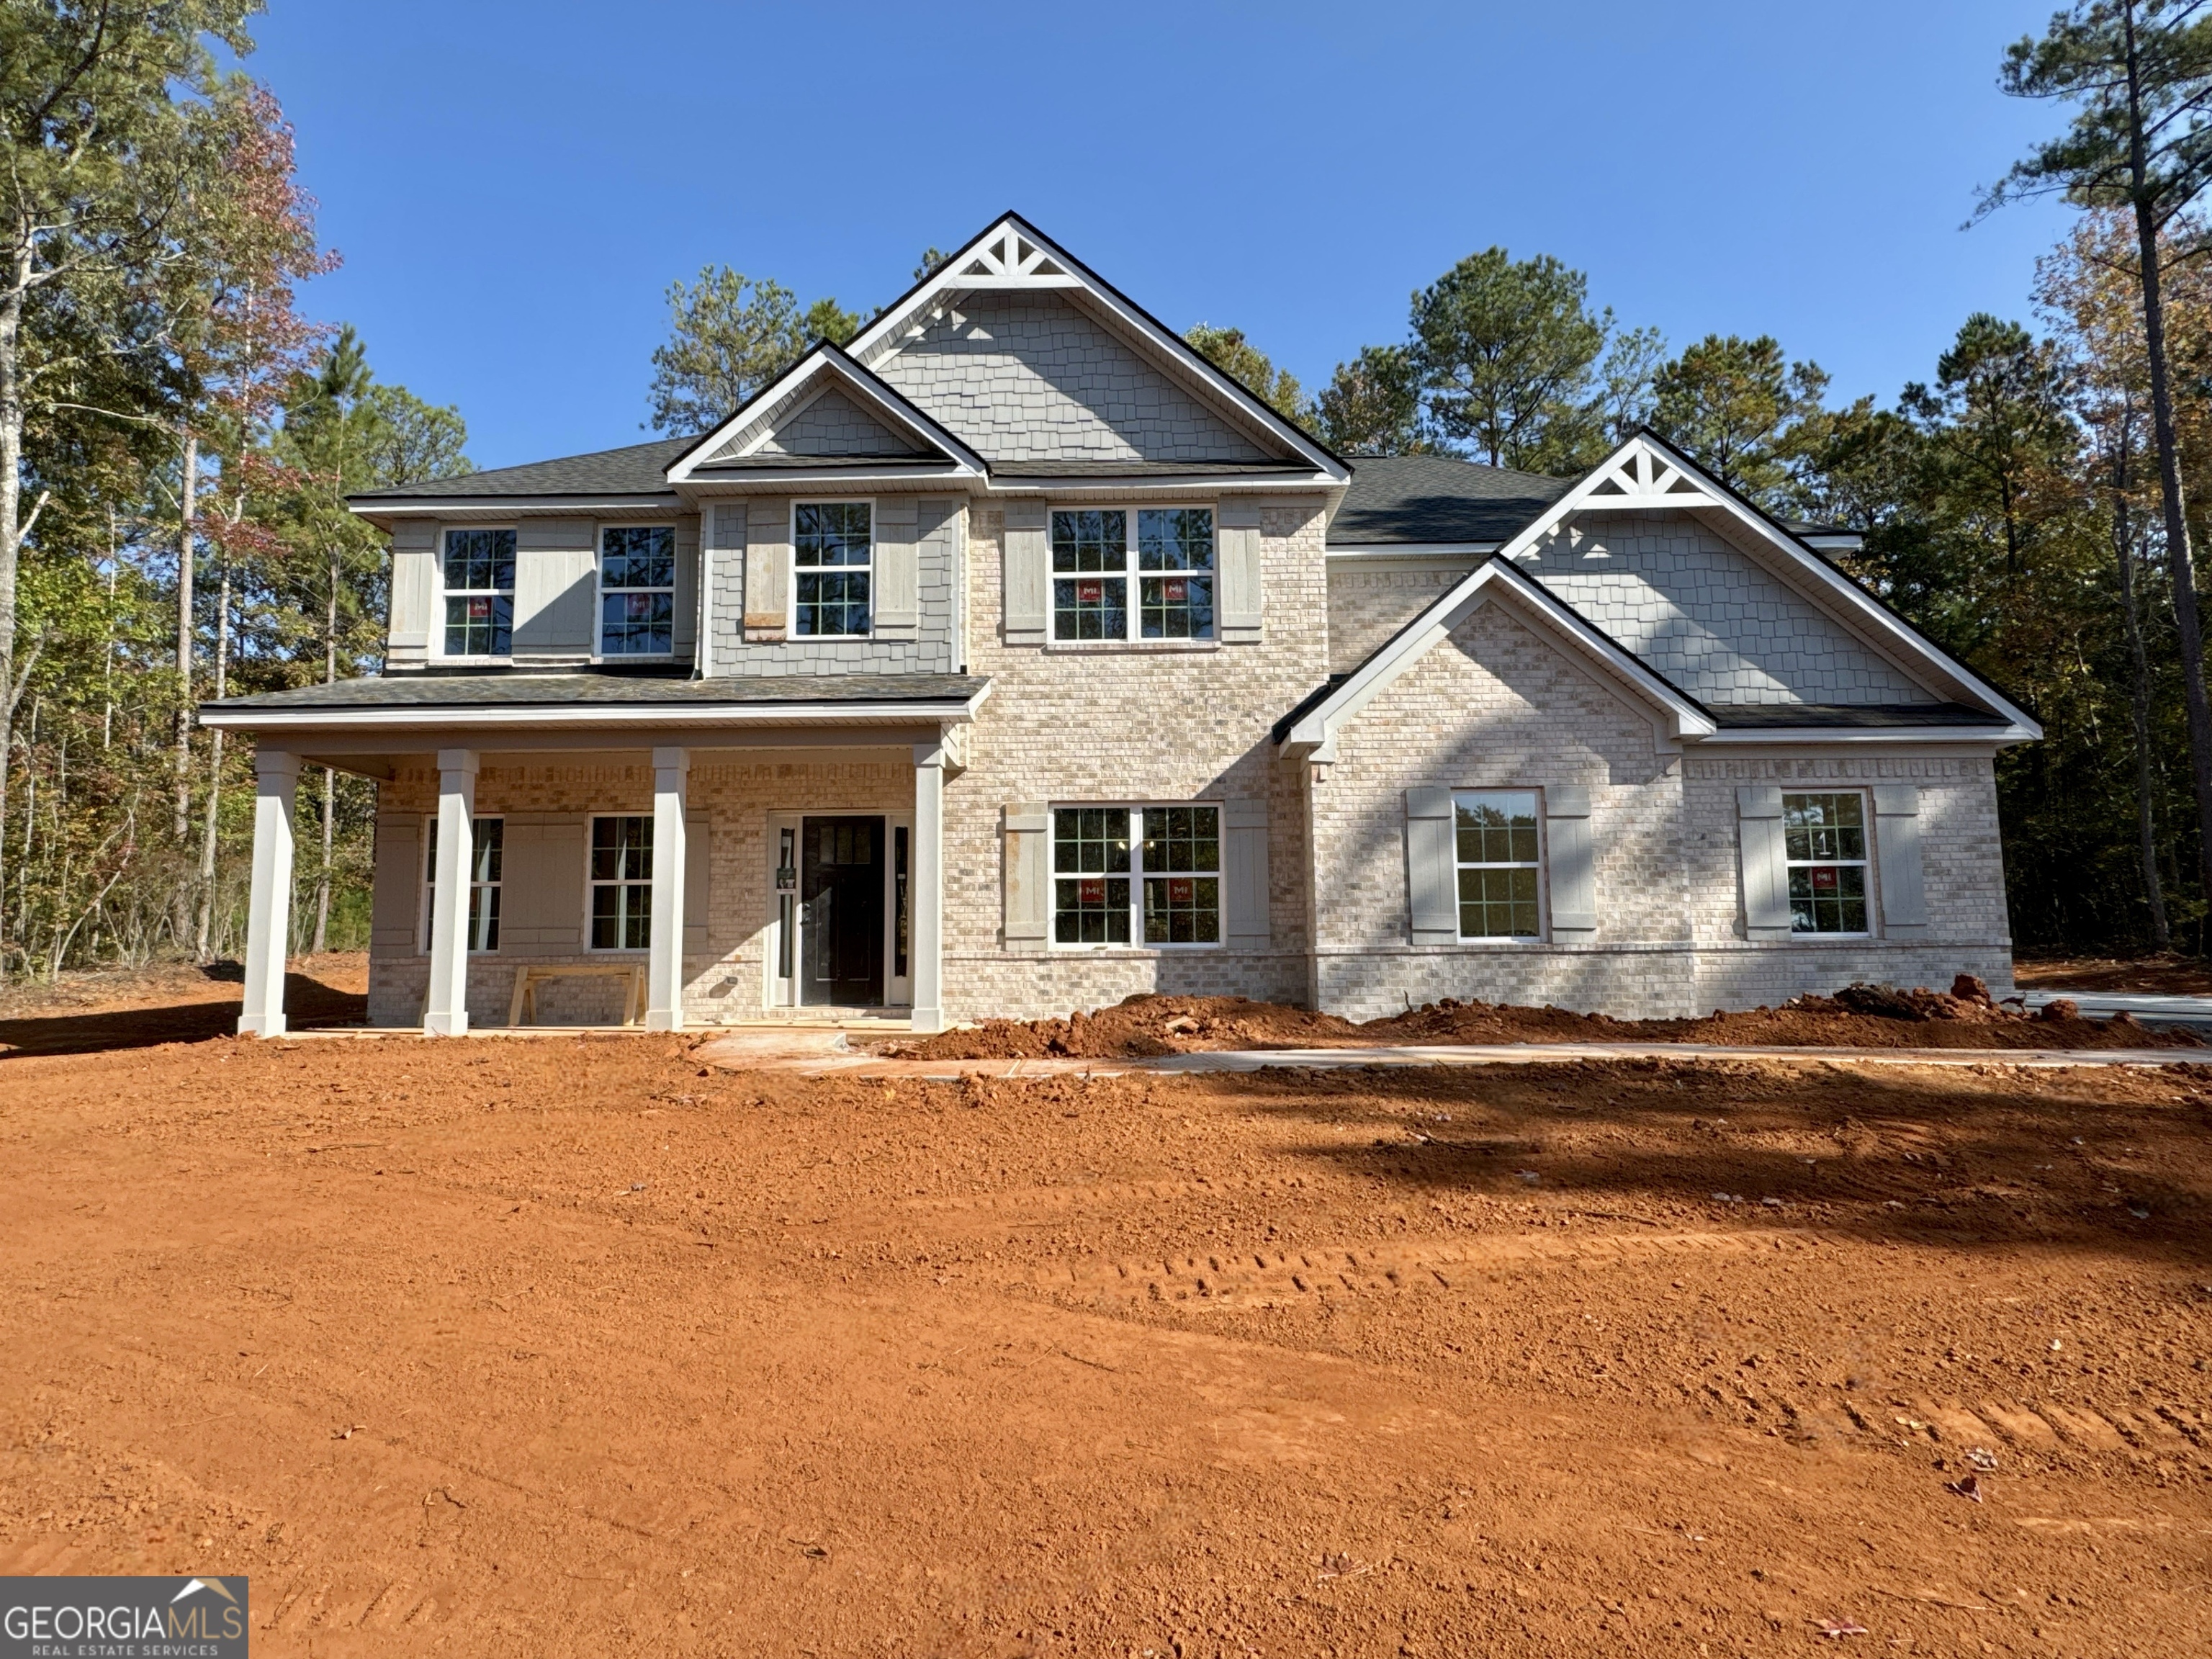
[1784,792,1869,935]
[1051,805,1220,945]
[1051,508,1215,642]
[589,815,653,950]
[423,816,503,952]
[793,502,871,637]
[600,526,675,655]
[443,529,514,657]
[1455,791,1541,939]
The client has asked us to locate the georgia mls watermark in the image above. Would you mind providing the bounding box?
[1,1575,248,1658]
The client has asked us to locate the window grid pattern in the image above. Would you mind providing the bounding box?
[1051,508,1217,642]
[443,529,514,657]
[424,816,503,952]
[1052,806,1220,946]
[1455,791,1540,939]
[590,815,654,950]
[1784,792,1869,934]
[793,502,872,637]
[600,526,675,655]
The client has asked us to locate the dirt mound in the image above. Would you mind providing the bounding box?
[896,976,2198,1058]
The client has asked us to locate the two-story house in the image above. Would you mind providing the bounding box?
[202,213,2040,1036]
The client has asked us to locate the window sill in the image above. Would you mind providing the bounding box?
[1042,944,1225,956]
[1041,639,1220,654]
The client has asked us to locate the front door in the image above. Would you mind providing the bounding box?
[800,816,884,1006]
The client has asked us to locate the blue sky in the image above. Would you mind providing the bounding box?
[246,1,2079,471]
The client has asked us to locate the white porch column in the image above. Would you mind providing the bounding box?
[646,745,691,1031]
[237,750,300,1038]
[910,739,945,1033]
[423,748,479,1037]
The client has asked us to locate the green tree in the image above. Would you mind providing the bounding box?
[1648,334,1829,504]
[1316,344,1429,454]
[1986,0,2212,905]
[646,268,862,433]
[1410,248,1610,472]
[913,246,952,282]
[1184,323,1310,423]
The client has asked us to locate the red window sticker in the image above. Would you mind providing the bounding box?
[1810,867,1838,891]
[1076,582,1102,603]
[1078,878,1105,906]
[1164,580,1187,601]
[1168,878,1194,905]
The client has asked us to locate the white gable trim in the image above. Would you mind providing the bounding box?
[1280,557,1716,763]
[1507,433,2039,733]
[846,212,1349,482]
[665,346,988,483]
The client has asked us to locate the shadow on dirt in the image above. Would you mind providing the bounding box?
[1215,1056,2212,1260]
[0,970,367,1058]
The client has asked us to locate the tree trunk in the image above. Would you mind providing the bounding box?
[194,557,230,961]
[2114,485,2172,948]
[0,246,28,967]
[171,427,197,951]
[2125,6,2212,912]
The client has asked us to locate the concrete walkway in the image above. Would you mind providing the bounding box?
[2020,988,2212,1028]
[693,1033,2208,1078]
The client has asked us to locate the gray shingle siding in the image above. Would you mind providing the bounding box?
[873,292,1270,464]
[755,389,927,458]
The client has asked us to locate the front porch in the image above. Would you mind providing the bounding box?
[199,675,987,1038]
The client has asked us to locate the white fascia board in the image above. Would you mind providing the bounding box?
[349,495,680,523]
[1692,722,2038,747]
[1325,541,1500,559]
[665,348,986,484]
[1799,532,1864,552]
[847,214,1349,483]
[1280,557,1713,759]
[986,472,1340,495]
[201,691,993,734]
[680,465,980,493]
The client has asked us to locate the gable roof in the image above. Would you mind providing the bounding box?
[665,343,988,483]
[351,436,690,503]
[1285,432,2042,753]
[843,212,1348,482]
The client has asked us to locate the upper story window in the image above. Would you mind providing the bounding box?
[601,526,676,656]
[1784,792,1869,935]
[443,529,514,657]
[1051,508,1215,643]
[793,501,871,637]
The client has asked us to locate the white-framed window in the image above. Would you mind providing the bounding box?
[792,500,872,637]
[1051,507,1215,642]
[441,528,515,657]
[588,814,653,950]
[1784,791,1870,935]
[422,815,503,952]
[1051,804,1220,946]
[1453,791,1541,940]
[599,525,676,655]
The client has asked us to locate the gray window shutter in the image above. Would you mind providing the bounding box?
[685,808,710,952]
[1545,785,1596,935]
[371,814,419,950]
[1004,502,1048,644]
[1004,802,1050,941]
[1872,784,1929,934]
[873,497,919,638]
[513,519,597,659]
[534,817,585,953]
[1218,500,1262,642]
[673,515,699,660]
[1737,784,1791,941]
[1225,799,1269,948]
[387,520,439,665]
[1406,787,1458,944]
[745,507,788,639]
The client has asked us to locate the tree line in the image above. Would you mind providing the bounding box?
[5,1,2208,981]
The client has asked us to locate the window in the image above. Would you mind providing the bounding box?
[1051,805,1220,946]
[589,815,653,950]
[793,501,871,637]
[1454,791,1541,939]
[1784,792,1869,934]
[600,526,675,655]
[423,816,503,952]
[1051,508,1215,643]
[443,529,514,657]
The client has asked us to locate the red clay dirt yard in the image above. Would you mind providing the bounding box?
[0,962,2208,1655]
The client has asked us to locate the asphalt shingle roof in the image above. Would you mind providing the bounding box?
[1331,454,1570,545]
[1704,702,2007,729]
[350,436,694,501]
[204,672,986,713]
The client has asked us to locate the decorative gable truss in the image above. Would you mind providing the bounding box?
[665,345,989,486]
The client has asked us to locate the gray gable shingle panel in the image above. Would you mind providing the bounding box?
[1330,454,1570,544]
[204,672,986,712]
[755,389,929,457]
[350,436,693,501]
